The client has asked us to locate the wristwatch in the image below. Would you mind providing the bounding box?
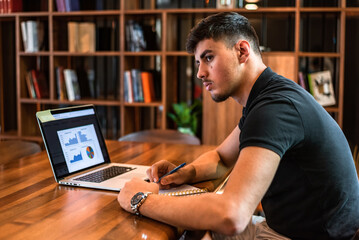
[130,192,152,216]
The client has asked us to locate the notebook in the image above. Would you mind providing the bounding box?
[36,104,149,191]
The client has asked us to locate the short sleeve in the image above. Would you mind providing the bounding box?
[239,96,304,158]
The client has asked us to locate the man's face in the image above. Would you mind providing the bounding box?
[194,39,241,102]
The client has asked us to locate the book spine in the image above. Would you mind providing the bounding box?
[20,21,27,52]
[8,0,22,12]
[132,69,143,102]
[25,71,36,98]
[31,70,41,99]
[0,0,4,14]
[56,0,65,12]
[124,70,133,103]
[141,71,155,103]
[64,69,75,101]
[68,22,79,52]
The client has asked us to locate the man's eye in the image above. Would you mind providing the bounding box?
[206,56,213,62]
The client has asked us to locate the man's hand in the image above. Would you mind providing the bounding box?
[146,160,195,188]
[117,178,159,213]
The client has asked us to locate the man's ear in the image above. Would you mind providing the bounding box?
[234,40,250,63]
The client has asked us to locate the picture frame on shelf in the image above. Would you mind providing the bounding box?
[307,70,336,107]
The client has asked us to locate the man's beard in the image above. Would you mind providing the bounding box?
[211,93,230,102]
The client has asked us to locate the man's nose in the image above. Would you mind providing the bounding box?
[196,64,207,80]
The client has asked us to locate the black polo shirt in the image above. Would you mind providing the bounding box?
[238,67,359,239]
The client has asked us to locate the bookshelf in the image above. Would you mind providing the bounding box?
[0,0,355,145]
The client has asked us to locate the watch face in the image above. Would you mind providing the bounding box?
[131,192,144,206]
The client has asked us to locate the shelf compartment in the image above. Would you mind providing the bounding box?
[20,55,50,100]
[19,16,49,52]
[299,56,340,109]
[124,14,161,52]
[53,55,120,101]
[52,15,119,52]
[300,12,340,53]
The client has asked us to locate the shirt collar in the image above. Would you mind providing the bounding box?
[245,67,276,108]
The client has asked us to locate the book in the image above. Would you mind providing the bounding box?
[68,22,79,52]
[0,0,4,14]
[307,70,336,107]
[131,69,144,102]
[30,70,49,99]
[159,184,207,196]
[124,70,134,103]
[63,69,81,101]
[65,0,80,11]
[141,71,156,103]
[78,22,95,52]
[20,21,28,51]
[298,71,307,90]
[56,0,66,12]
[21,20,44,52]
[7,0,22,12]
[56,66,68,100]
[68,22,95,53]
[26,21,38,52]
[25,71,36,98]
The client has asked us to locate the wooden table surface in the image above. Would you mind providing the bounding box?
[0,140,217,240]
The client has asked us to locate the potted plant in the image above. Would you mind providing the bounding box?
[167,100,202,136]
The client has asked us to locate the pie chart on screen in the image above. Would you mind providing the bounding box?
[86,146,95,159]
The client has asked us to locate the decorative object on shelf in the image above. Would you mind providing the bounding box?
[167,100,202,136]
[216,0,236,9]
[307,70,336,107]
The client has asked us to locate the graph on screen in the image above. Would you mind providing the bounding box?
[57,124,104,173]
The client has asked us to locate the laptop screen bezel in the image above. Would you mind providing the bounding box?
[36,104,111,182]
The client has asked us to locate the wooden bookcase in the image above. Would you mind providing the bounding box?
[0,0,356,145]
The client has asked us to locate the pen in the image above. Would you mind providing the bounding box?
[156,162,186,183]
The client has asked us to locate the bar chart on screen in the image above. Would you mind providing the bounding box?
[57,124,104,173]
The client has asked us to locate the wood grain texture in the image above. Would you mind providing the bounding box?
[0,140,216,240]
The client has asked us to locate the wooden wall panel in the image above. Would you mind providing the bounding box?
[202,92,242,145]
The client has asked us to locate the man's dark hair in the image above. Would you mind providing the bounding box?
[186,12,261,55]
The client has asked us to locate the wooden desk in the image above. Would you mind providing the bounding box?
[0,140,217,240]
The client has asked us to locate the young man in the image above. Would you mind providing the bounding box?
[118,12,359,239]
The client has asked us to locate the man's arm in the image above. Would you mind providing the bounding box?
[149,126,242,185]
[119,146,281,235]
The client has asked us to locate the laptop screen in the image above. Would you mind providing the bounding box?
[37,105,110,180]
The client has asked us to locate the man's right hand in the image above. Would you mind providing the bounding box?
[146,160,195,189]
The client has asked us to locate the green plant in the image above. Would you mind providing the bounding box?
[167,100,202,136]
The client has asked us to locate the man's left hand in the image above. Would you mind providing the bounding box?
[118,177,159,213]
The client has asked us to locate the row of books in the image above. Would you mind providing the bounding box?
[56,67,81,101]
[56,0,117,12]
[124,69,160,103]
[68,22,96,53]
[298,70,336,107]
[21,20,45,52]
[25,70,49,99]
[0,0,21,13]
[55,0,79,12]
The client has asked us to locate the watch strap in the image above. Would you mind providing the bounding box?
[131,192,152,216]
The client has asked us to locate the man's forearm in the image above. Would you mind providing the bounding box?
[188,149,230,183]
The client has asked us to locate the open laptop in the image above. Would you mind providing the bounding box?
[36,104,149,191]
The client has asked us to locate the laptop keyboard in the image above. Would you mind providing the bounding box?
[74,166,135,183]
